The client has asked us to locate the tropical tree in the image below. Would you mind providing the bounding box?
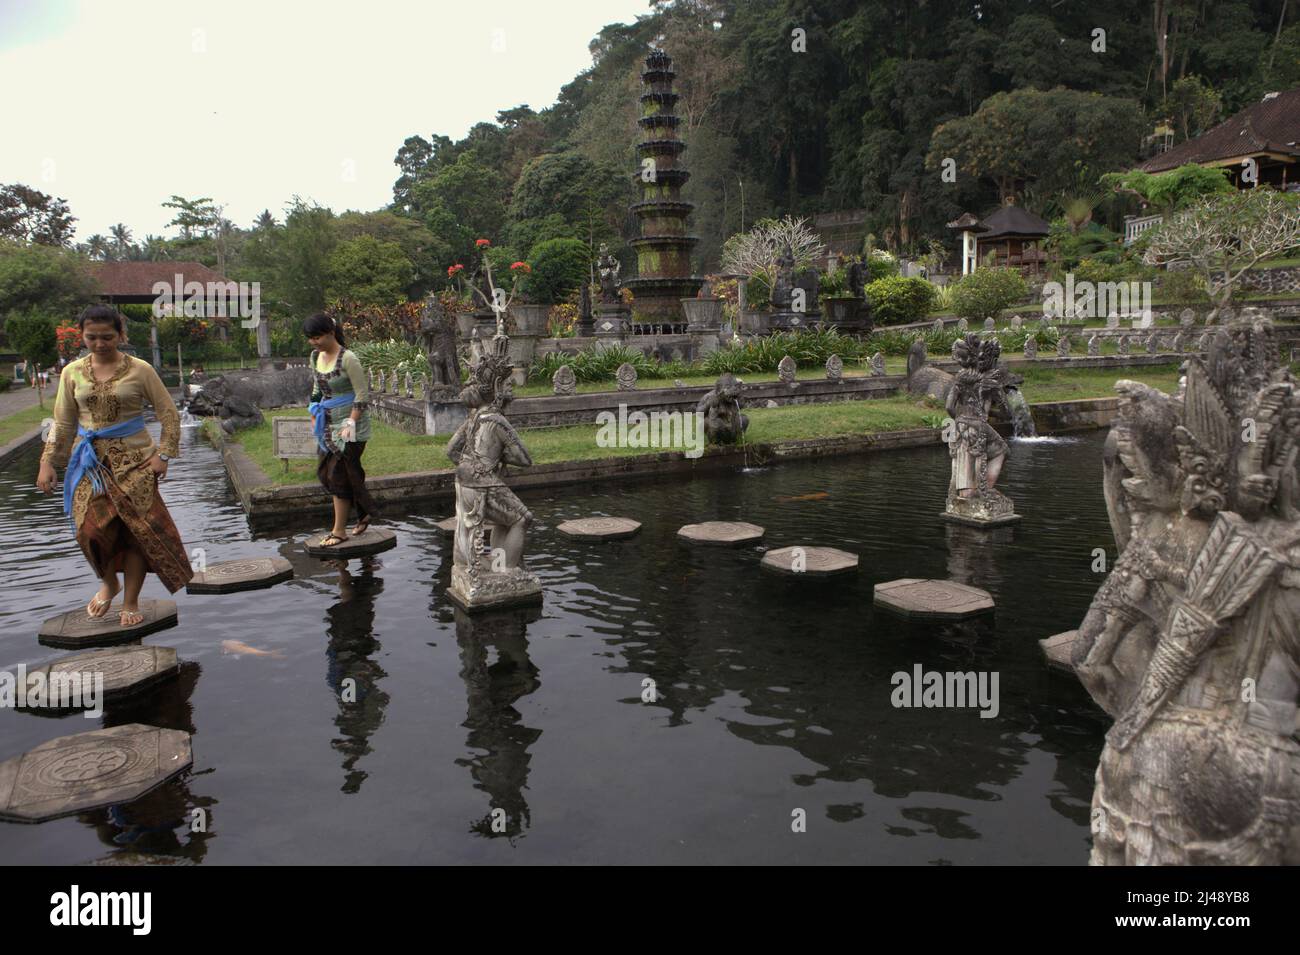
[0,184,77,246]
[720,215,825,289]
[110,223,133,258]
[1144,190,1300,313]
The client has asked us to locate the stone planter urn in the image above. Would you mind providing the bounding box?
[681,297,723,330]
[455,310,479,340]
[823,296,861,330]
[509,303,551,337]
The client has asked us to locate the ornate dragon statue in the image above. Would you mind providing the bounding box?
[1072,316,1300,865]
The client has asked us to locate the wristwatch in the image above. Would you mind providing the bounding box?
[158,453,173,462]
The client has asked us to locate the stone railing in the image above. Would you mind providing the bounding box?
[1124,214,1164,245]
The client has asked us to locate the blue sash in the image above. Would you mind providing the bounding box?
[64,416,147,517]
[308,394,354,452]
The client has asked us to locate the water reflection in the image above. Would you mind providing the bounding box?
[454,606,542,841]
[322,560,388,794]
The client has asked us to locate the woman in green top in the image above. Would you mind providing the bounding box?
[305,312,381,546]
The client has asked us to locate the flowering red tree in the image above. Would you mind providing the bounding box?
[448,238,530,335]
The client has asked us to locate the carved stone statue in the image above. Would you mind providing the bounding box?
[942,334,1019,526]
[846,260,866,300]
[420,294,462,395]
[696,373,749,445]
[445,332,542,611]
[1071,316,1300,865]
[771,243,795,309]
[552,363,576,396]
[597,243,621,304]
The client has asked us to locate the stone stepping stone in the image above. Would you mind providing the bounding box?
[434,516,458,536]
[677,521,765,546]
[1039,630,1080,674]
[873,578,994,620]
[20,646,180,711]
[187,557,293,594]
[38,599,178,650]
[556,517,642,541]
[0,723,193,823]
[760,546,858,577]
[304,527,397,558]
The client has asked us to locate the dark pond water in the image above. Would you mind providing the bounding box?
[0,424,1113,864]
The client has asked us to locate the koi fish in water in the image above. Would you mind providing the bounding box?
[221,639,284,659]
[773,491,830,503]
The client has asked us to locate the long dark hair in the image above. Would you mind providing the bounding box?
[303,311,345,347]
[78,304,124,333]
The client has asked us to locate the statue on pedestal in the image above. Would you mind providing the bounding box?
[696,373,749,445]
[597,244,621,304]
[1071,317,1300,865]
[942,334,1019,527]
[445,332,541,611]
[771,243,795,310]
[420,294,461,397]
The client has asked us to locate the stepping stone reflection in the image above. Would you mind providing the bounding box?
[0,723,193,824]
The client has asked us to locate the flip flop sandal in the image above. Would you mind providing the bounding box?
[119,609,144,627]
[319,532,348,547]
[87,594,113,618]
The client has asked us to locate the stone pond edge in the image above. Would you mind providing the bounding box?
[209,395,1123,523]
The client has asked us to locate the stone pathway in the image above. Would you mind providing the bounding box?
[0,383,44,419]
[873,578,994,619]
[38,599,179,649]
[556,517,642,540]
[187,557,293,594]
[760,546,858,577]
[677,521,765,546]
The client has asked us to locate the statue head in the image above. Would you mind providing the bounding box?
[463,333,514,412]
[714,372,741,402]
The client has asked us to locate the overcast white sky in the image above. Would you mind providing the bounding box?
[0,0,651,241]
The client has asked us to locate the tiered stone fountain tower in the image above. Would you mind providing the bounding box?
[624,48,703,325]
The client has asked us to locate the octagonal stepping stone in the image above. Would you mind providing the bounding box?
[556,517,642,541]
[20,646,180,711]
[1039,629,1081,674]
[873,578,994,620]
[38,599,178,650]
[760,546,858,577]
[0,723,193,823]
[187,557,293,594]
[304,527,397,558]
[434,516,458,536]
[677,521,765,547]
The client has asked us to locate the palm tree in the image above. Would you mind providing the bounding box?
[84,234,111,260]
[254,209,275,231]
[141,235,170,261]
[110,223,133,258]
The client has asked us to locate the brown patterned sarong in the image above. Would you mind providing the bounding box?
[317,441,381,522]
[75,472,194,594]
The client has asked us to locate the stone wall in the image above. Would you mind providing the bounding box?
[536,334,704,363]
[1237,265,1300,296]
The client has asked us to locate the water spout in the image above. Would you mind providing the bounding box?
[1004,387,1037,438]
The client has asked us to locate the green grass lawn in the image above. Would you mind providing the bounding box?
[1015,363,1182,402]
[224,362,1184,484]
[0,403,51,447]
